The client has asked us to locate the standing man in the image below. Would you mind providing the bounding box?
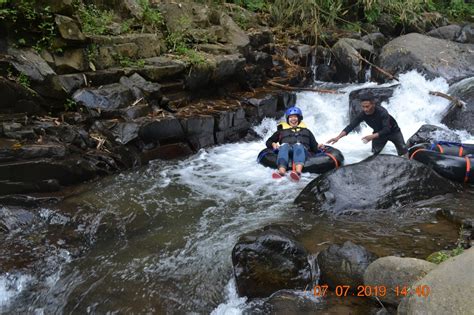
[266,106,320,181]
[327,96,408,156]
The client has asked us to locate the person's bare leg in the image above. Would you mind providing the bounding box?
[295,164,303,174]
[278,166,287,175]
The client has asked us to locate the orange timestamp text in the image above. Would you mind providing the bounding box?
[309,284,431,298]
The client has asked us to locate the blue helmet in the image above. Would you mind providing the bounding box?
[285,106,303,122]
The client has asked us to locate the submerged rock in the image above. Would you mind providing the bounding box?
[317,241,377,291]
[232,226,312,299]
[295,155,460,214]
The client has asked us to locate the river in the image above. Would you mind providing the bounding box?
[1,71,473,314]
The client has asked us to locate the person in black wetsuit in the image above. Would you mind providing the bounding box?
[266,106,321,181]
[327,96,408,156]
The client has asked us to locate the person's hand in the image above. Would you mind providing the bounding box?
[272,142,280,150]
[318,143,325,149]
[362,134,377,144]
[327,137,339,145]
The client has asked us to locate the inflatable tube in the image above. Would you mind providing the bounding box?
[257,145,344,174]
[409,142,473,184]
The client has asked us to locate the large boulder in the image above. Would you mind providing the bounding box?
[427,25,462,42]
[295,155,460,214]
[332,38,374,82]
[0,77,46,114]
[441,77,474,134]
[398,247,474,314]
[231,226,312,298]
[457,24,474,44]
[406,124,461,148]
[317,241,377,290]
[376,33,474,83]
[364,256,436,305]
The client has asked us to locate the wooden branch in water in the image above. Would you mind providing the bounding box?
[429,91,465,108]
[267,80,342,94]
[353,53,399,82]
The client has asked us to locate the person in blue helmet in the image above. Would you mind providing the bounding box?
[265,106,321,181]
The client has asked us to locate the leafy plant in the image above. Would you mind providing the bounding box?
[138,0,164,32]
[77,4,115,35]
[426,227,466,264]
[115,54,146,68]
[0,0,58,52]
[64,98,77,111]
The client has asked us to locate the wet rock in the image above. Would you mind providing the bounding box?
[332,38,374,82]
[0,77,45,114]
[457,24,474,44]
[427,25,462,42]
[0,179,61,195]
[41,124,95,149]
[0,144,67,162]
[295,155,460,214]
[361,33,387,50]
[406,124,460,148]
[119,73,162,104]
[247,51,273,70]
[232,226,312,298]
[50,74,86,97]
[348,86,395,123]
[73,83,135,111]
[398,248,474,314]
[110,122,140,145]
[441,77,474,134]
[364,256,436,305]
[314,64,337,82]
[83,69,126,87]
[243,94,278,122]
[120,103,151,120]
[138,117,186,143]
[317,241,377,290]
[6,48,56,83]
[262,290,321,314]
[376,33,474,83]
[55,15,86,42]
[285,45,313,66]
[140,143,193,162]
[179,115,215,150]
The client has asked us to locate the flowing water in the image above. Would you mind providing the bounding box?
[1,71,473,314]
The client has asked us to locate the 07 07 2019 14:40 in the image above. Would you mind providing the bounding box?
[307,284,431,298]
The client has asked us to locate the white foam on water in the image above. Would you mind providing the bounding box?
[0,273,33,309]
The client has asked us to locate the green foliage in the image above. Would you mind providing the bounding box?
[427,245,464,264]
[77,4,115,35]
[138,0,164,32]
[115,54,146,68]
[230,0,266,12]
[64,98,77,111]
[0,0,58,52]
[426,227,466,264]
[430,0,474,21]
[166,31,189,52]
[183,49,209,67]
[7,67,30,88]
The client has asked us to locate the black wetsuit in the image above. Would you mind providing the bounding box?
[343,106,407,155]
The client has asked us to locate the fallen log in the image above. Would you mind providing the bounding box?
[267,80,342,94]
